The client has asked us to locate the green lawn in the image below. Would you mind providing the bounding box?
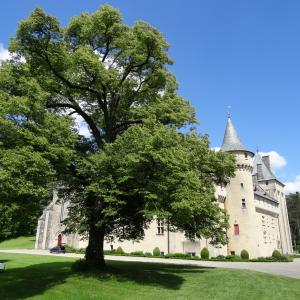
[0,236,35,250]
[0,253,300,300]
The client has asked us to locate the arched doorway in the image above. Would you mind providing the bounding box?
[57,234,62,247]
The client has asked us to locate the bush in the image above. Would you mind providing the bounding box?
[64,245,85,254]
[210,255,226,261]
[130,251,144,256]
[116,246,124,254]
[200,247,209,260]
[153,247,161,256]
[241,249,249,260]
[225,255,242,261]
[144,252,152,257]
[272,250,283,260]
[164,253,191,259]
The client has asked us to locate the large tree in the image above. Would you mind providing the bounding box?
[2,5,235,266]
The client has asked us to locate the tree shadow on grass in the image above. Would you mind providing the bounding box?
[0,259,214,299]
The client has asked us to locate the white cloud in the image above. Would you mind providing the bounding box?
[0,44,10,62]
[212,147,220,152]
[259,151,287,170]
[73,114,91,137]
[284,175,300,194]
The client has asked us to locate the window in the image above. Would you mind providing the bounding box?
[244,153,248,159]
[157,219,164,235]
[230,251,235,256]
[240,183,244,188]
[241,198,246,209]
[234,224,239,236]
[266,181,269,186]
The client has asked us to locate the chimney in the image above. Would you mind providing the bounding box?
[252,174,258,187]
[262,155,271,170]
[257,164,263,180]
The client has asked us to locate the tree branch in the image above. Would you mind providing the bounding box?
[47,101,103,148]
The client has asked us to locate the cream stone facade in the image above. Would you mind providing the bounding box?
[36,118,293,258]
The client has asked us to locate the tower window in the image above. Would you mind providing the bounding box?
[244,153,248,158]
[241,199,246,209]
[157,219,164,235]
[234,224,239,236]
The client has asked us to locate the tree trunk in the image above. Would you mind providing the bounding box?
[85,227,105,267]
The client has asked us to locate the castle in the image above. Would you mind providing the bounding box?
[35,117,293,258]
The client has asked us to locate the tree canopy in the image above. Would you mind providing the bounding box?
[286,192,300,250]
[0,63,77,240]
[0,4,235,265]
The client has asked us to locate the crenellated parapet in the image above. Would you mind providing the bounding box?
[236,164,253,173]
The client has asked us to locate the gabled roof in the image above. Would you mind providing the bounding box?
[221,118,252,153]
[254,185,278,203]
[252,153,277,181]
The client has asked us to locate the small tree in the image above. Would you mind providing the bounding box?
[240,249,249,260]
[272,250,282,260]
[153,247,161,256]
[201,247,209,260]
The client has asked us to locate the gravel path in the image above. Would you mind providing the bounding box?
[1,249,300,279]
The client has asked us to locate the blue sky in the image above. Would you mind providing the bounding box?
[0,1,299,192]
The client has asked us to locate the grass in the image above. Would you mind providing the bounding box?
[0,253,300,300]
[0,236,35,250]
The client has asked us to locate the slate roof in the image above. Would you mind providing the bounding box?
[254,185,278,203]
[252,153,277,181]
[221,118,252,153]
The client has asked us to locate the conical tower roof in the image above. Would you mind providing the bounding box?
[221,117,252,153]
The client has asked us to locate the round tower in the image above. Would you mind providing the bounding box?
[221,117,259,258]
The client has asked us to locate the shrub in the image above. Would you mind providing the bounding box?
[225,255,241,261]
[64,245,85,254]
[241,249,249,260]
[164,253,191,259]
[210,255,226,261]
[272,250,283,260]
[200,247,209,260]
[144,252,152,257]
[116,246,124,254]
[130,251,144,256]
[153,247,161,256]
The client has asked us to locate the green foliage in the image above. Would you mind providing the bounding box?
[201,247,209,260]
[130,251,144,256]
[153,247,161,256]
[286,193,300,249]
[272,250,283,259]
[0,63,77,241]
[164,253,192,259]
[64,245,85,254]
[250,256,292,262]
[241,249,249,260]
[116,246,124,254]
